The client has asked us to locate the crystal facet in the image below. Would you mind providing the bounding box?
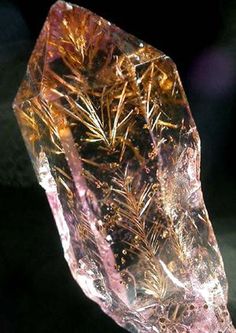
[13,1,235,332]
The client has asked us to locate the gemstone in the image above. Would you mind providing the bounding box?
[13,1,235,332]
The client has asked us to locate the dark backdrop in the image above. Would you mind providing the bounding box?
[0,0,235,332]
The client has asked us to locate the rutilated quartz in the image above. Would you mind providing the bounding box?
[13,1,235,332]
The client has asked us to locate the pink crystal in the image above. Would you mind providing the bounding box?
[13,1,235,332]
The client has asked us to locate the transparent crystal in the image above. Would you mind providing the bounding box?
[13,1,235,332]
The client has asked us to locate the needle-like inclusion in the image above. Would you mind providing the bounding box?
[13,1,235,332]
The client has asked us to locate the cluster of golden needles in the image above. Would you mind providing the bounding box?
[111,169,168,299]
[17,5,183,160]
[15,4,203,310]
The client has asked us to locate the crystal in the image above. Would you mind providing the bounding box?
[13,1,235,332]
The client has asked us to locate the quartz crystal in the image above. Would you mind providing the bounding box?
[13,1,235,332]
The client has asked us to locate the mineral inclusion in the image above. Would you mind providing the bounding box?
[13,1,235,332]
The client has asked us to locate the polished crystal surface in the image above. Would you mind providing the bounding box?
[13,1,235,332]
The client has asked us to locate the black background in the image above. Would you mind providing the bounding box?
[0,0,235,332]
